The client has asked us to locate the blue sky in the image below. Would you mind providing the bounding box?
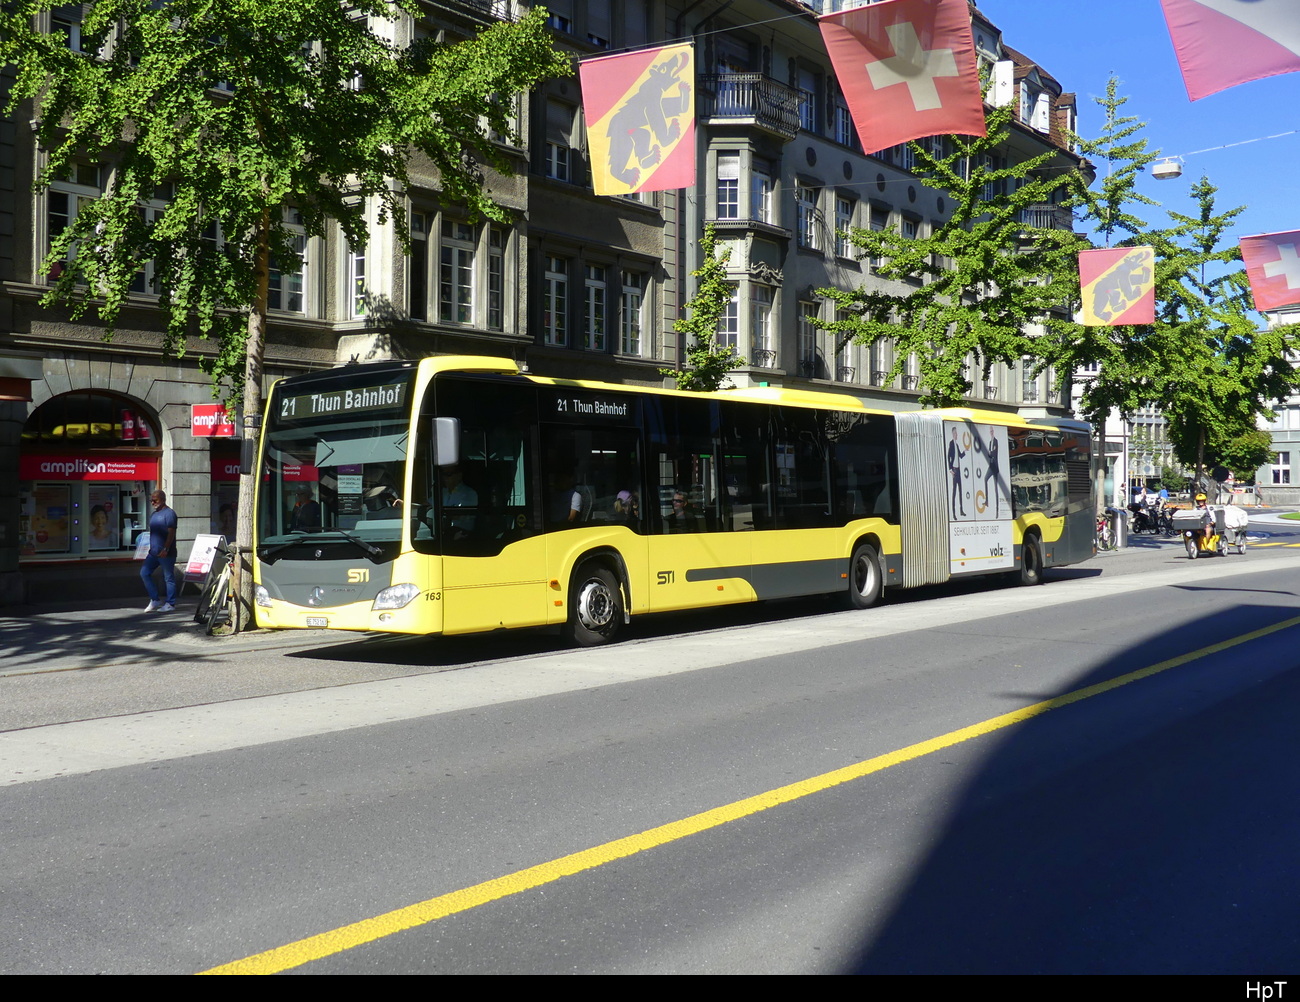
[980,0,1300,248]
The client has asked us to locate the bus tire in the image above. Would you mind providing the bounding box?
[845,541,883,609]
[565,564,623,646]
[1019,536,1043,586]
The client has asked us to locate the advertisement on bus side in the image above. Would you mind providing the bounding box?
[944,421,1014,574]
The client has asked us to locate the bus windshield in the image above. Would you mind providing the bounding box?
[259,368,415,554]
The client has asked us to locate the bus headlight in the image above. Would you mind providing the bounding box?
[372,583,421,611]
[255,585,272,608]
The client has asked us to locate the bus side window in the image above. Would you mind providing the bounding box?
[647,397,720,534]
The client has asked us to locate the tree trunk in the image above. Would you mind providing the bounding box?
[234,210,271,632]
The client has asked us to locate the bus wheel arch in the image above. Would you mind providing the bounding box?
[1019,531,1044,586]
[564,552,628,646]
[843,536,884,610]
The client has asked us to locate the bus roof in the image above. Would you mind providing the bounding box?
[293,356,1087,431]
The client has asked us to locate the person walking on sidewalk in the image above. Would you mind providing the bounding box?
[141,489,178,613]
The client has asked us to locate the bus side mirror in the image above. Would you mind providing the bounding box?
[432,417,459,467]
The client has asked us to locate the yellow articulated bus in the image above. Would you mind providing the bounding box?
[252,355,1094,645]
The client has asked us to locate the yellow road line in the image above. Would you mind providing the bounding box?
[200,612,1300,975]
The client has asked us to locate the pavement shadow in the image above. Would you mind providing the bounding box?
[0,601,226,673]
[842,595,1300,974]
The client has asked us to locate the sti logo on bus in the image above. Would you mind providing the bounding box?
[656,570,675,585]
[347,568,370,583]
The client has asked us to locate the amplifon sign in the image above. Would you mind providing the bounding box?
[211,458,241,482]
[20,454,159,481]
[191,404,237,438]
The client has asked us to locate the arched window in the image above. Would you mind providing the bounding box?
[22,391,158,447]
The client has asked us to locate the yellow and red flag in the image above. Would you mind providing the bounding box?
[1079,246,1156,326]
[580,44,695,197]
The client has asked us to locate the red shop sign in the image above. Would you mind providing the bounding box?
[21,453,159,481]
[191,404,237,438]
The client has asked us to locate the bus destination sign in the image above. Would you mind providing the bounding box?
[544,388,638,425]
[279,382,408,421]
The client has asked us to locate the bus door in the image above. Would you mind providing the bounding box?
[644,398,755,611]
[539,391,647,616]
[422,377,549,635]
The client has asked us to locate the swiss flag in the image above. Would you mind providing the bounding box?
[1160,0,1300,101]
[819,0,986,153]
[1240,230,1300,311]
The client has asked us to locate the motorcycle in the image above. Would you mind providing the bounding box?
[1128,501,1161,534]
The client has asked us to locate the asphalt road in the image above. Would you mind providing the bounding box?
[2,520,1299,974]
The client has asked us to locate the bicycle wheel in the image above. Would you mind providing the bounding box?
[204,563,232,635]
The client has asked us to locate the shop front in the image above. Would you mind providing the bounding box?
[18,391,162,560]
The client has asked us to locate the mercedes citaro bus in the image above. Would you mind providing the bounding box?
[252,355,1094,645]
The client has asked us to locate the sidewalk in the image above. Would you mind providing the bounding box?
[0,596,367,678]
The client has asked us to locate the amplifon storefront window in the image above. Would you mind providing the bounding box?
[19,392,161,558]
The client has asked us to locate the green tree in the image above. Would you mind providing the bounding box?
[1070,76,1160,247]
[1203,427,1274,482]
[1,0,568,628]
[661,224,742,392]
[820,101,1087,406]
[1080,177,1300,486]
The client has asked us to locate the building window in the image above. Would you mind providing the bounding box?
[751,285,773,354]
[45,163,101,284]
[1021,357,1038,402]
[835,196,855,257]
[620,270,645,356]
[716,153,739,219]
[545,99,576,182]
[869,206,888,271]
[798,302,818,375]
[1273,452,1291,485]
[584,264,607,351]
[265,209,306,313]
[348,243,367,317]
[488,227,505,331]
[835,103,856,148]
[798,68,818,133]
[901,217,919,240]
[52,11,83,52]
[440,221,475,324]
[268,235,306,313]
[796,183,819,250]
[750,167,772,223]
[543,256,568,345]
[717,285,739,348]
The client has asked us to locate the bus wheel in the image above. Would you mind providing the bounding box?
[565,564,623,646]
[1019,537,1043,586]
[846,542,882,609]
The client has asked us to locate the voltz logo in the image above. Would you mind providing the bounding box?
[347,568,370,583]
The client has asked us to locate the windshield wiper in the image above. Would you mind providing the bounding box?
[258,529,384,562]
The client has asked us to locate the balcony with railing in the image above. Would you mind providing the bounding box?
[701,73,801,141]
[1016,203,1076,231]
[751,348,777,368]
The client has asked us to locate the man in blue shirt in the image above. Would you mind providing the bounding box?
[141,489,179,613]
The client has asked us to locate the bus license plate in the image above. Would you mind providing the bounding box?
[305,616,328,628]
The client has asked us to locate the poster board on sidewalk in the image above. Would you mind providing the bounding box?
[185,534,224,580]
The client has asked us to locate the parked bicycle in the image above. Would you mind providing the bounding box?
[195,539,243,635]
[1096,511,1115,551]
